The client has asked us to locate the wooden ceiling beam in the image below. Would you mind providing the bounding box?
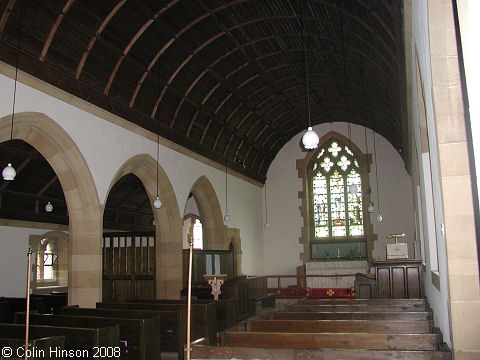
[36,175,58,196]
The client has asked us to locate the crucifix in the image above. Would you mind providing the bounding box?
[330,274,340,285]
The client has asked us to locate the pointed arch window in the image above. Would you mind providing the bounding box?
[311,139,364,239]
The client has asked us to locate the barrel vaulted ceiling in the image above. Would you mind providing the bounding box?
[0,0,406,185]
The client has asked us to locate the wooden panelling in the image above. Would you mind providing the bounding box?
[373,260,424,299]
[102,232,155,303]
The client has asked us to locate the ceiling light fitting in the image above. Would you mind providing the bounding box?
[264,181,270,228]
[373,130,382,222]
[2,0,24,181]
[223,92,230,223]
[301,4,319,150]
[347,123,358,195]
[153,37,162,211]
[45,201,53,213]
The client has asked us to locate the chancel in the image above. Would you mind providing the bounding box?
[0,1,479,359]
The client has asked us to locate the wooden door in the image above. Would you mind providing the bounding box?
[102,232,155,303]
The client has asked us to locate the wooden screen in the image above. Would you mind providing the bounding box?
[102,232,155,303]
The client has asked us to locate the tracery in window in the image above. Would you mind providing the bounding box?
[309,137,369,261]
[36,238,58,283]
[298,131,375,263]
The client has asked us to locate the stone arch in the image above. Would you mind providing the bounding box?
[0,112,102,307]
[107,154,182,298]
[188,176,226,250]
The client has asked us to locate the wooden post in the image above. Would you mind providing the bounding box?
[186,236,193,360]
[25,248,33,360]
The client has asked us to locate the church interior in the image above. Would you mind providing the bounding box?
[0,0,479,359]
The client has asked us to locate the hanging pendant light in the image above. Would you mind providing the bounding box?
[45,201,53,213]
[347,123,358,195]
[300,3,319,150]
[153,36,162,210]
[2,163,16,180]
[264,181,270,228]
[223,92,230,223]
[367,203,374,213]
[373,130,382,222]
[2,1,24,181]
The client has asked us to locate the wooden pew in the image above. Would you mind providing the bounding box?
[0,335,65,360]
[0,323,119,360]
[246,319,434,333]
[0,302,9,322]
[270,310,432,321]
[61,306,186,360]
[0,297,46,321]
[220,331,442,351]
[191,345,453,360]
[31,293,68,314]
[15,313,158,360]
[97,301,217,345]
[286,303,427,312]
[125,297,236,330]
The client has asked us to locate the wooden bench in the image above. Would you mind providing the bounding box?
[220,331,442,351]
[0,302,9,322]
[0,335,65,360]
[97,301,217,345]
[0,323,119,360]
[0,297,46,322]
[246,319,434,333]
[31,293,68,314]
[15,313,157,360]
[270,311,433,321]
[286,303,427,312]
[61,306,186,360]
[249,294,276,311]
[191,345,453,360]
[125,297,236,330]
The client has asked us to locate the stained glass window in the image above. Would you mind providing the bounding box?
[311,139,364,239]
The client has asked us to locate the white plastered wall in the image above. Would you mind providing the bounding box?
[410,0,452,346]
[263,122,415,277]
[0,69,265,288]
[0,226,67,297]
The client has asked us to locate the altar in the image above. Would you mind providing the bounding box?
[306,261,369,288]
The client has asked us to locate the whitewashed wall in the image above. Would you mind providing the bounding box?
[263,122,415,276]
[0,226,62,297]
[0,71,265,287]
[411,0,452,346]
